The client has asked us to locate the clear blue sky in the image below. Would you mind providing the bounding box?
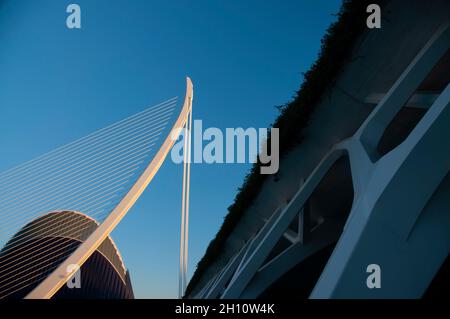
[0,0,341,298]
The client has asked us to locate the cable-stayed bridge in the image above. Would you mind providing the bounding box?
[0,78,193,299]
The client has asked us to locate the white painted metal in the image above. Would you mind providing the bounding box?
[180,97,193,298]
[26,78,194,299]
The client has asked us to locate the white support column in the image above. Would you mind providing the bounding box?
[221,150,345,298]
[240,220,342,298]
[357,22,450,159]
[311,85,450,298]
[179,99,193,298]
[179,116,188,298]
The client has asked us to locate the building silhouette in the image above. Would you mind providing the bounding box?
[0,211,134,299]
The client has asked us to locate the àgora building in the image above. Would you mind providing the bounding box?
[0,211,134,299]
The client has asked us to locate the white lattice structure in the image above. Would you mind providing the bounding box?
[193,23,450,299]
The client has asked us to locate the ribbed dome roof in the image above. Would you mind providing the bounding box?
[3,210,128,283]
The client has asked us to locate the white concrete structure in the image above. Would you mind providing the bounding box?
[192,21,450,299]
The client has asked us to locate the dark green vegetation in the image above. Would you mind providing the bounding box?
[186,0,383,296]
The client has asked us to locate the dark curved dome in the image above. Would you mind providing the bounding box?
[0,211,134,299]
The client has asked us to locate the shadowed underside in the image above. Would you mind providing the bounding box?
[0,211,134,299]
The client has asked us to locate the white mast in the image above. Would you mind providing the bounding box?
[179,94,193,298]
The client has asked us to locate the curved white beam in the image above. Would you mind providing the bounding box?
[26,78,194,299]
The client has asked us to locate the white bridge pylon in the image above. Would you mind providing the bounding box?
[179,94,193,298]
[25,78,194,299]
